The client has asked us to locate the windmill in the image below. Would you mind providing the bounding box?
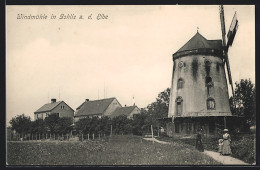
[219,5,238,98]
[219,5,239,127]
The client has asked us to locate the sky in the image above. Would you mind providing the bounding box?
[6,5,255,124]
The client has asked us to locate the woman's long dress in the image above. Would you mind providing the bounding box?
[222,133,232,155]
[195,133,204,152]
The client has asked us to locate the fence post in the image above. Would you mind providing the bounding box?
[54,133,55,140]
[99,133,100,139]
[151,125,154,144]
[110,125,112,137]
[88,133,89,140]
[92,133,94,140]
[67,133,69,141]
[82,134,83,141]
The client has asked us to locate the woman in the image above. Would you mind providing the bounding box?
[222,129,232,155]
[195,130,204,152]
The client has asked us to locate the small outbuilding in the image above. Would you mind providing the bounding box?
[109,105,141,119]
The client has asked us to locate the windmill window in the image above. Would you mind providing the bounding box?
[207,98,216,110]
[177,78,184,89]
[205,60,211,66]
[178,61,184,68]
[205,76,214,87]
[175,96,183,116]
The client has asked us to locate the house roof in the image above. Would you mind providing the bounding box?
[176,32,222,53]
[35,101,63,113]
[109,106,137,118]
[74,98,116,117]
[34,101,74,113]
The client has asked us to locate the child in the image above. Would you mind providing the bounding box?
[218,139,223,155]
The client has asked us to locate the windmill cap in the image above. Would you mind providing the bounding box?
[224,129,229,132]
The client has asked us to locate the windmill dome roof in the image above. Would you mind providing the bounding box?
[173,32,223,59]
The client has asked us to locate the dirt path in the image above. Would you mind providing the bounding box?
[143,137,249,165]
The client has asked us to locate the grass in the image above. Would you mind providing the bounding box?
[157,133,256,164]
[7,135,220,165]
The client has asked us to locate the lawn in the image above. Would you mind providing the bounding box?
[7,135,220,165]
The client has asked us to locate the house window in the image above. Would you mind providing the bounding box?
[60,105,65,109]
[175,96,183,116]
[177,78,184,89]
[207,98,216,110]
[53,113,60,117]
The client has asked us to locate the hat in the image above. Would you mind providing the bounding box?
[224,129,228,132]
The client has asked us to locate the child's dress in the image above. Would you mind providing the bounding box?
[218,139,223,155]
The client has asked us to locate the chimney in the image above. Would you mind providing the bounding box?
[125,105,127,107]
[51,98,56,103]
[86,99,89,102]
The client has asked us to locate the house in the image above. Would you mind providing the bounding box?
[34,98,74,120]
[109,105,141,119]
[74,98,122,122]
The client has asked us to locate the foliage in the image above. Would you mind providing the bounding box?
[56,117,73,134]
[112,115,132,135]
[229,79,256,126]
[30,119,46,134]
[158,133,255,164]
[132,111,147,135]
[44,114,60,133]
[139,88,170,134]
[75,116,111,136]
[146,88,170,120]
[9,114,31,136]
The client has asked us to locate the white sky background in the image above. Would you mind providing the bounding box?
[6,5,255,124]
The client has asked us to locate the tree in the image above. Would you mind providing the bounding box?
[30,118,46,134]
[56,117,73,134]
[112,115,132,135]
[142,88,170,133]
[9,114,31,137]
[146,88,170,119]
[44,113,60,133]
[132,110,147,135]
[230,79,256,126]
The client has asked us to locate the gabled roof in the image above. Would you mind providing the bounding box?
[176,32,222,53]
[35,101,63,113]
[74,98,116,117]
[109,106,137,118]
[35,101,74,113]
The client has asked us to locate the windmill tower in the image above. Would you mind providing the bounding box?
[167,6,238,137]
